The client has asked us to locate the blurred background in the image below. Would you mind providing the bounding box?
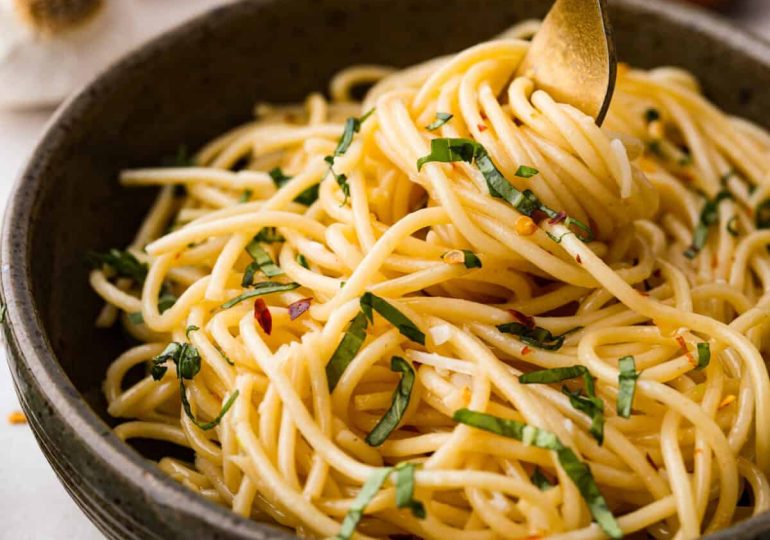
[0,0,769,538]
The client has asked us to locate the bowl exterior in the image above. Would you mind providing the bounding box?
[4,0,770,539]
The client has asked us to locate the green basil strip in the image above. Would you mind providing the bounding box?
[253,227,285,244]
[241,262,259,288]
[696,342,711,370]
[426,112,454,131]
[185,325,200,338]
[87,249,148,284]
[416,138,593,241]
[324,155,350,204]
[221,282,299,309]
[245,236,283,278]
[360,292,425,345]
[215,344,235,366]
[394,462,426,518]
[326,312,369,391]
[684,190,733,259]
[129,290,176,324]
[462,250,482,269]
[0,302,6,324]
[520,365,604,444]
[180,382,239,430]
[238,189,252,203]
[497,322,577,351]
[453,409,622,539]
[269,167,319,206]
[756,198,770,229]
[531,467,554,491]
[365,357,416,446]
[563,387,605,445]
[519,366,590,384]
[616,355,638,418]
[515,165,539,178]
[334,466,392,540]
[296,253,310,269]
[334,109,375,156]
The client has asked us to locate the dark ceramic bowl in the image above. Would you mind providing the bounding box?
[3,0,770,538]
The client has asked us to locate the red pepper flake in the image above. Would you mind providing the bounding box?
[508,309,535,328]
[288,297,313,321]
[676,336,695,365]
[575,254,582,264]
[521,346,532,356]
[548,211,567,225]
[477,123,488,132]
[254,298,272,335]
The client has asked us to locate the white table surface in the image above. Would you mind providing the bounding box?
[1,2,769,539]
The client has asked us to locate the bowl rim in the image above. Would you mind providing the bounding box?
[3,0,770,538]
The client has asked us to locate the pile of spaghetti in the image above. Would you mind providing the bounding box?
[89,22,770,540]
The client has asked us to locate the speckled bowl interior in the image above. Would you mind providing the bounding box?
[4,0,770,538]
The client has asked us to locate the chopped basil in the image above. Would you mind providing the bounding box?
[644,108,660,123]
[441,249,482,268]
[269,167,291,186]
[360,292,425,345]
[616,356,638,418]
[238,189,252,203]
[531,467,554,491]
[416,138,593,241]
[334,109,375,157]
[245,235,283,278]
[497,322,578,351]
[269,167,320,206]
[696,342,711,370]
[684,190,733,259]
[515,165,539,178]
[0,302,6,324]
[128,287,176,324]
[253,227,285,244]
[324,155,350,204]
[453,409,622,539]
[215,344,235,366]
[180,388,239,431]
[221,281,299,309]
[150,342,195,380]
[296,253,310,269]
[520,365,604,444]
[756,199,770,230]
[461,250,482,268]
[394,462,426,518]
[365,357,416,446]
[519,366,590,384]
[185,325,199,338]
[241,262,259,288]
[150,340,238,430]
[426,112,453,131]
[326,312,369,391]
[87,249,148,284]
[334,467,392,540]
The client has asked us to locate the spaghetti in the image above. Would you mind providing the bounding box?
[90,21,770,539]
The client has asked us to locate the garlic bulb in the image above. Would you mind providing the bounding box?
[0,0,225,110]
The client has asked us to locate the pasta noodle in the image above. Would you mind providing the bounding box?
[90,21,770,539]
